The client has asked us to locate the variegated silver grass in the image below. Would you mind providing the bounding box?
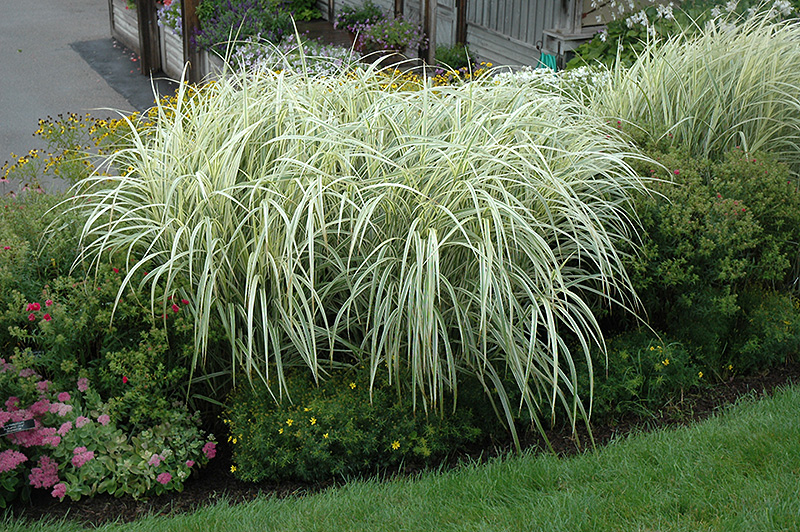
[594,12,800,172]
[69,54,650,445]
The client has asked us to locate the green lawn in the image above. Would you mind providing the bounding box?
[9,383,800,532]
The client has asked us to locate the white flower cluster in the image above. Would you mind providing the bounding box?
[231,35,362,76]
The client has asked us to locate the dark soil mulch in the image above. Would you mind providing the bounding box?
[7,359,800,528]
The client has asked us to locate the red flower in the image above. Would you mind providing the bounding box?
[28,313,36,321]
[122,376,128,384]
[27,302,41,311]
[172,303,180,313]
[42,314,51,322]
[112,268,119,273]
[45,299,53,307]
[181,299,190,305]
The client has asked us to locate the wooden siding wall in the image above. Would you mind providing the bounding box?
[316,0,573,67]
[465,0,561,66]
[109,0,141,54]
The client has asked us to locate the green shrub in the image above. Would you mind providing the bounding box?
[225,367,484,482]
[333,0,384,32]
[621,146,800,373]
[435,43,474,70]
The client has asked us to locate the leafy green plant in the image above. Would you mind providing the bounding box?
[195,0,292,52]
[621,146,800,373]
[226,367,484,482]
[435,43,474,70]
[281,0,321,21]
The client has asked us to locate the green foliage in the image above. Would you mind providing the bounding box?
[195,0,292,52]
[435,43,474,70]
[225,367,484,482]
[623,146,800,374]
[588,330,701,421]
[282,0,321,21]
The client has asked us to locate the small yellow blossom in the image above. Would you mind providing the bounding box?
[286,419,293,426]
[310,417,317,425]
[698,371,703,379]
[323,433,329,439]
[662,358,670,366]
[728,364,733,371]
[279,428,284,434]
[349,382,356,389]
[230,465,237,473]
[304,407,312,412]
[391,440,400,450]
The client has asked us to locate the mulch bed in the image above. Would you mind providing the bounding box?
[7,359,799,528]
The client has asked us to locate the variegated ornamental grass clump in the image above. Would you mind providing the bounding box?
[70,59,649,443]
[595,12,800,172]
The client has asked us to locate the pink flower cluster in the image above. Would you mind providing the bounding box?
[29,456,59,488]
[71,446,95,468]
[156,472,172,485]
[202,441,216,459]
[0,449,27,473]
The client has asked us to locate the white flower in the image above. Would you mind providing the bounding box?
[725,0,738,13]
[711,6,721,17]
[596,15,603,23]
[599,29,608,41]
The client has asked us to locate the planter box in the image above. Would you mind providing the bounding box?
[109,0,140,54]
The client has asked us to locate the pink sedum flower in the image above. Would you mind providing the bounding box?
[57,392,70,402]
[71,447,95,468]
[185,460,195,468]
[97,414,110,426]
[202,442,216,459]
[0,449,27,473]
[148,454,162,467]
[51,482,67,499]
[77,377,89,392]
[57,422,73,435]
[29,456,59,488]
[75,416,90,428]
[156,472,172,485]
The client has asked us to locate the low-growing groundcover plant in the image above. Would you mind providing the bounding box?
[68,48,652,449]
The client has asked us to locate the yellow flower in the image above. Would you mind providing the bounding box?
[232,437,237,444]
[698,371,703,379]
[303,407,312,412]
[391,440,400,450]
[728,364,733,371]
[349,382,356,390]
[323,433,329,439]
[662,358,670,366]
[230,465,237,473]
[649,346,654,351]
[286,419,293,426]
[279,428,284,434]
[310,417,317,425]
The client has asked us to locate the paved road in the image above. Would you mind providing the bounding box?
[0,0,174,193]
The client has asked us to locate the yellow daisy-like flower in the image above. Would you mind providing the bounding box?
[303,407,312,412]
[286,418,293,426]
[728,364,734,371]
[698,371,703,379]
[310,417,317,425]
[279,428,284,434]
[349,382,356,390]
[323,433,329,439]
[391,440,400,450]
[662,358,670,366]
[230,465,237,473]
